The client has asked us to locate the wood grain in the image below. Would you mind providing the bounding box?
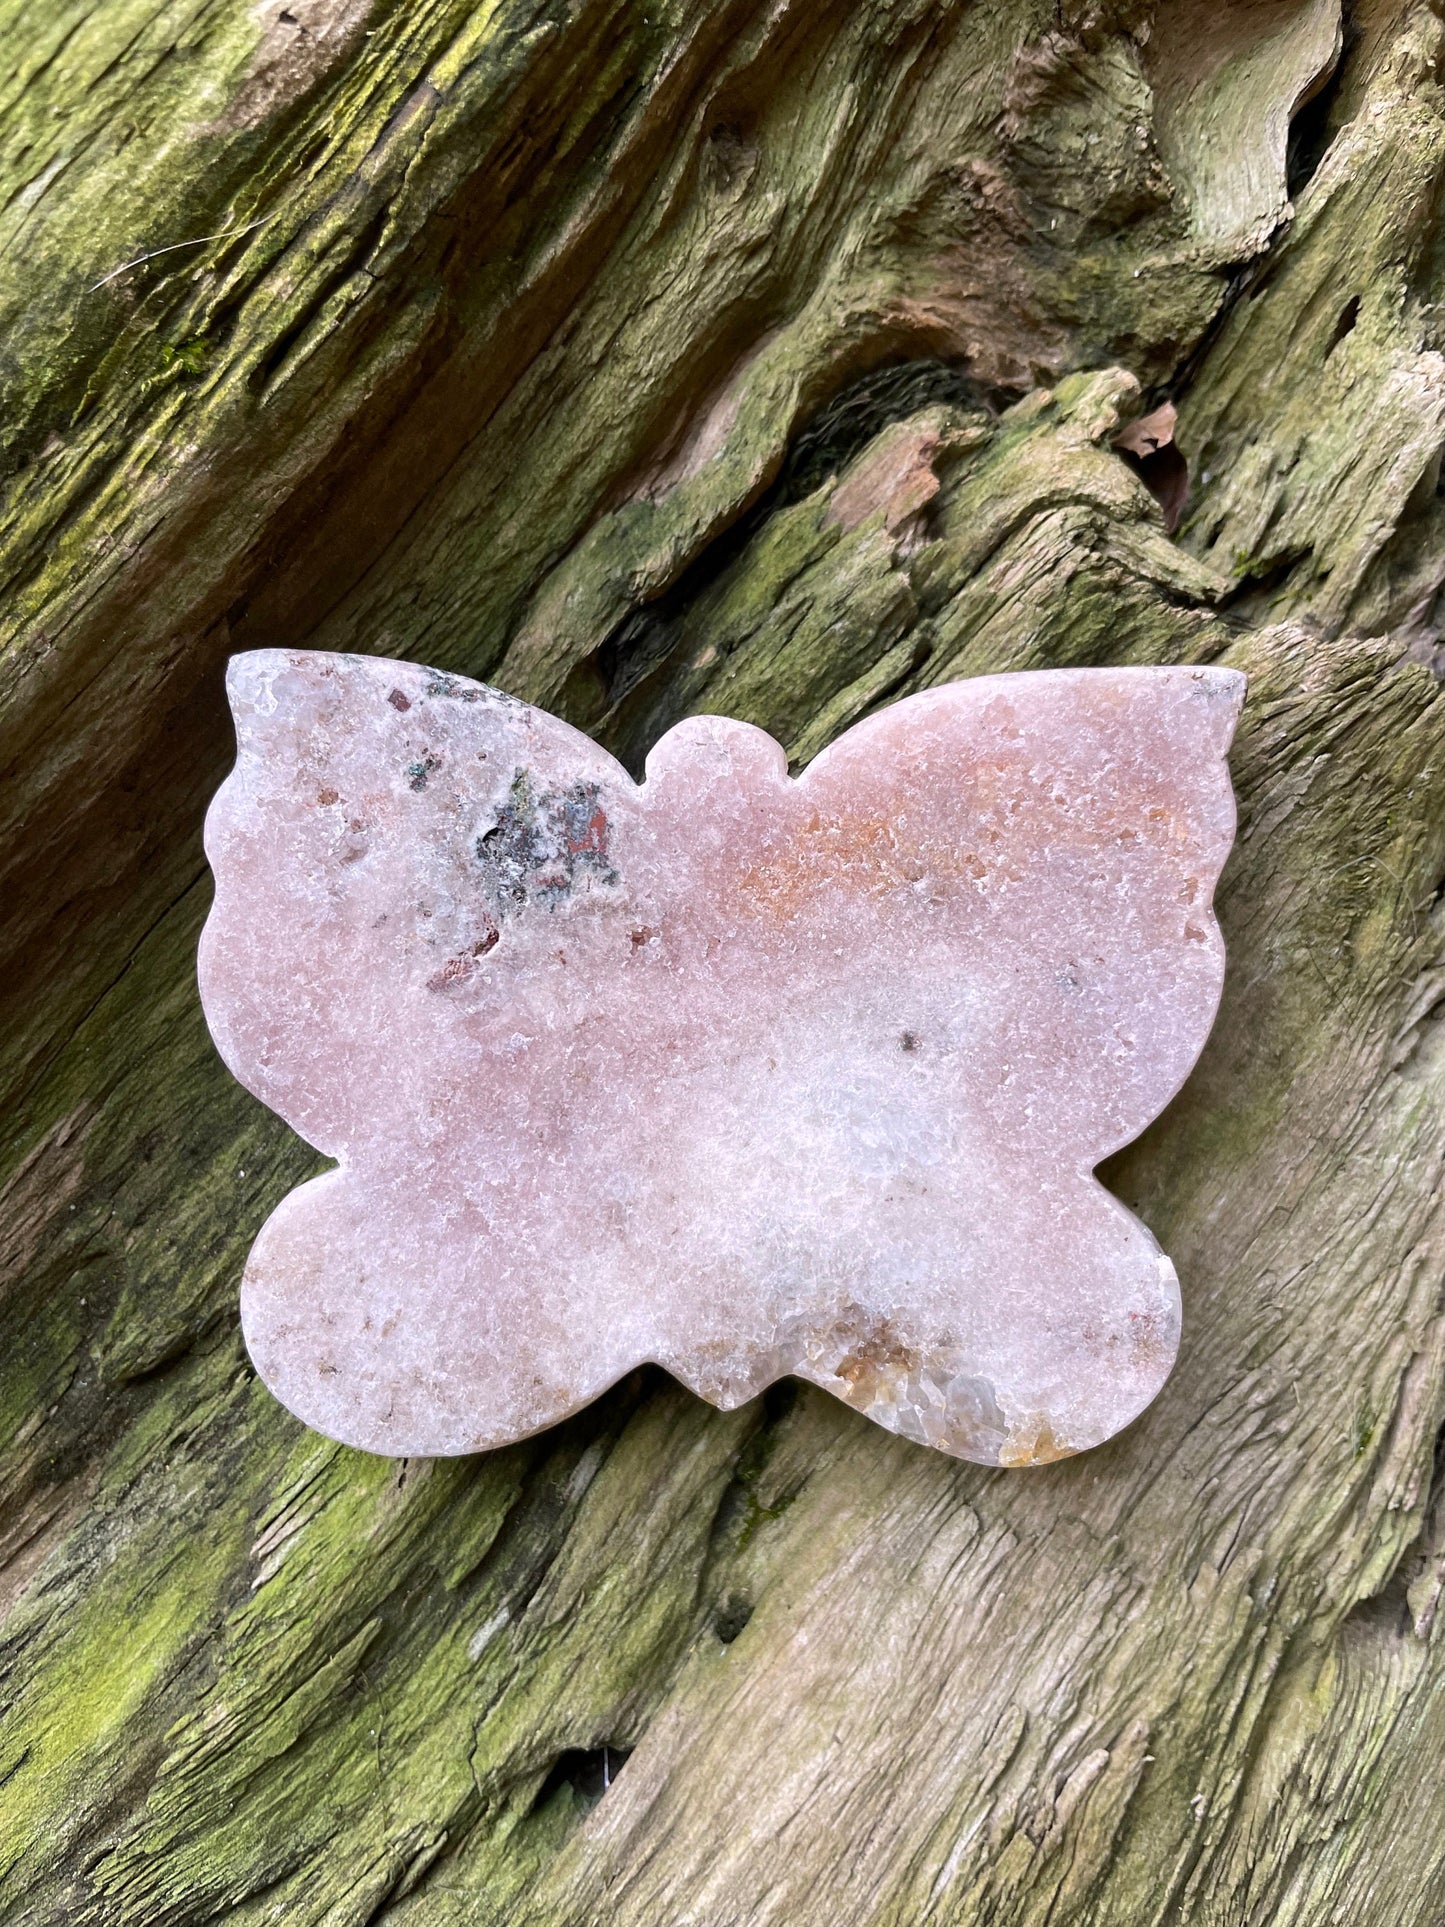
[2,1,1443,1921]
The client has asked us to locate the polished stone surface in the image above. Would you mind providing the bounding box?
[199,650,1243,1463]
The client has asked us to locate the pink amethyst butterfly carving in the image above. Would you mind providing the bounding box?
[199,651,1243,1465]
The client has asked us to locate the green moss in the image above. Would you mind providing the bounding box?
[157,339,213,381]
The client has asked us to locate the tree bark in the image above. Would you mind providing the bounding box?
[2,0,1444,1921]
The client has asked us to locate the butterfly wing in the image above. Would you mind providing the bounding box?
[200,650,652,1452]
[796,665,1243,1168]
[200,649,636,1160]
[669,662,1242,1462]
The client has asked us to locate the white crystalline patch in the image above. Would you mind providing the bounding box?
[198,650,1244,1465]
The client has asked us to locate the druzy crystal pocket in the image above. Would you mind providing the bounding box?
[199,650,1243,1465]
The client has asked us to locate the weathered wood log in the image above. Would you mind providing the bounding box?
[2,1,1443,1921]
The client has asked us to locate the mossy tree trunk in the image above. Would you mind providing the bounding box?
[3,0,1445,1921]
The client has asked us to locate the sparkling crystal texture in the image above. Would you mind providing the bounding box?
[199,651,1244,1464]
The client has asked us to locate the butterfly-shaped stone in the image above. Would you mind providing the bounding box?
[200,650,1243,1464]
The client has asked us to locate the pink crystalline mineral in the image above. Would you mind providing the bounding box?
[199,650,1244,1465]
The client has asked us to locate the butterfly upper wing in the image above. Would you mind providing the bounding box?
[794,664,1244,1171]
[199,649,639,1162]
